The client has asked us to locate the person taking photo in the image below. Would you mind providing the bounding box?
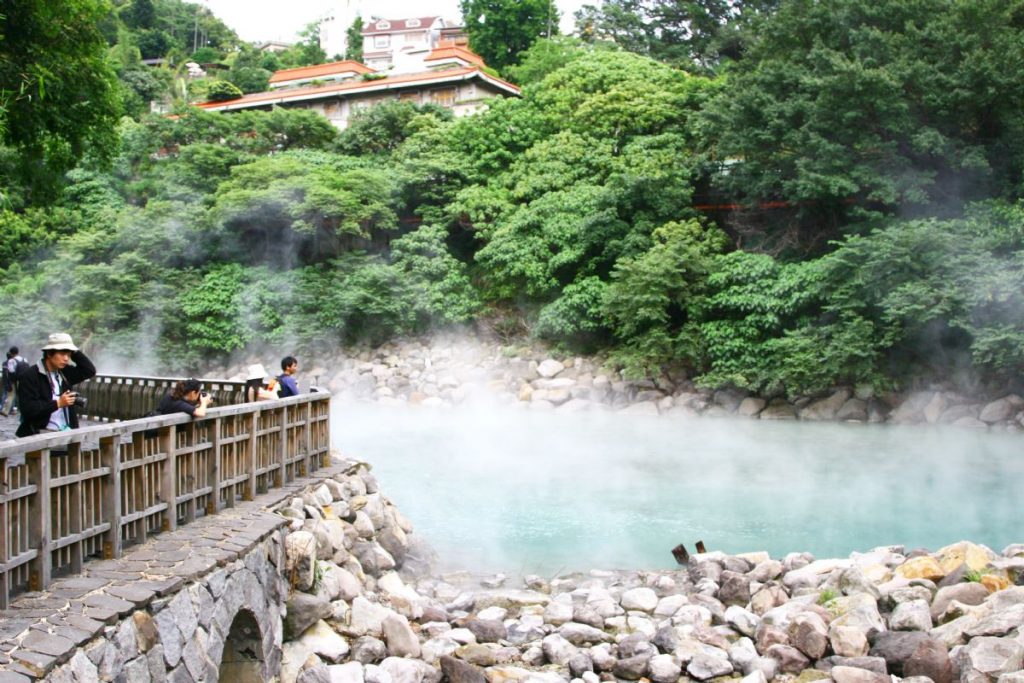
[16,333,96,438]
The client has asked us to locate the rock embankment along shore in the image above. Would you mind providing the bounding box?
[224,337,1024,431]
[278,460,1024,683]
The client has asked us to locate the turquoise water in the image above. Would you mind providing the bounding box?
[332,401,1023,575]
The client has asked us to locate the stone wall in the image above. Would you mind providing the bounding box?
[277,460,1024,683]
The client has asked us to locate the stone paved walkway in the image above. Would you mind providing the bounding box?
[0,462,349,681]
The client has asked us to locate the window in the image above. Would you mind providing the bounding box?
[375,20,391,30]
[405,31,425,44]
[406,18,421,27]
[374,35,390,49]
[431,87,456,107]
[399,91,421,103]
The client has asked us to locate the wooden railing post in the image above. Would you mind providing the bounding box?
[303,402,313,476]
[276,404,288,488]
[1,458,9,609]
[66,442,83,574]
[207,418,221,515]
[101,434,122,560]
[26,450,51,591]
[245,412,257,501]
[160,425,177,532]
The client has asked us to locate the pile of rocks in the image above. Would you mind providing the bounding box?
[278,461,1024,683]
[225,336,1024,430]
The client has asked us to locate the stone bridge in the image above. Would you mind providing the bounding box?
[0,384,334,681]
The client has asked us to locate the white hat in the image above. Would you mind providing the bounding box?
[247,363,269,381]
[41,332,79,351]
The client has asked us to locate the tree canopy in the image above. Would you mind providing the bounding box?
[2,0,1024,398]
[459,0,560,71]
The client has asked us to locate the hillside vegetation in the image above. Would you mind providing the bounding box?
[2,0,1023,397]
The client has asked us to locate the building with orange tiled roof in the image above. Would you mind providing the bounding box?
[197,52,520,130]
[268,61,374,90]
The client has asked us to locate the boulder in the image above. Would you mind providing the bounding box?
[537,360,565,379]
[647,653,682,683]
[800,388,851,421]
[935,541,996,574]
[620,587,659,613]
[286,592,334,640]
[379,657,441,683]
[612,653,652,680]
[439,655,486,683]
[382,614,420,658]
[979,398,1016,423]
[956,636,1024,682]
[829,625,869,658]
[836,399,869,422]
[889,599,932,631]
[869,632,951,682]
[829,665,890,683]
[788,612,828,659]
[896,556,945,581]
[286,531,319,591]
[299,620,351,664]
[737,397,766,417]
[686,652,733,680]
[764,644,810,674]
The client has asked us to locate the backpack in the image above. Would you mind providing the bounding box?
[12,357,30,378]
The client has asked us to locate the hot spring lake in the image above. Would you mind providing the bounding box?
[332,401,1022,575]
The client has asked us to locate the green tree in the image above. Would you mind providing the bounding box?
[575,0,777,72]
[336,101,451,157]
[603,220,729,377]
[390,224,481,325]
[345,15,364,62]
[123,0,155,29]
[459,0,560,71]
[205,80,243,101]
[0,0,122,202]
[700,0,1024,251]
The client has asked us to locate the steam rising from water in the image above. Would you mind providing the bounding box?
[333,400,1023,575]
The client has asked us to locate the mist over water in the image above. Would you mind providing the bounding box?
[332,401,1023,575]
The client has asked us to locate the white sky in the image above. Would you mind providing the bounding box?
[203,0,587,43]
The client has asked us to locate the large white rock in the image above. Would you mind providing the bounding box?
[648,653,682,683]
[350,597,393,637]
[300,620,351,663]
[285,531,318,591]
[537,360,565,379]
[328,662,365,683]
[543,600,574,626]
[382,613,421,658]
[620,587,659,613]
[379,657,441,683]
[541,633,579,665]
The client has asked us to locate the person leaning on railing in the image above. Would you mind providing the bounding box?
[158,378,213,418]
[15,333,96,438]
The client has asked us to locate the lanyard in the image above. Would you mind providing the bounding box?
[49,371,70,425]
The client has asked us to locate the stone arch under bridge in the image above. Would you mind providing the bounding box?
[0,468,349,682]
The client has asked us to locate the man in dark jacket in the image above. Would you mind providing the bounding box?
[16,333,96,438]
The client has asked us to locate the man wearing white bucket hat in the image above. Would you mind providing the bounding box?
[16,332,96,438]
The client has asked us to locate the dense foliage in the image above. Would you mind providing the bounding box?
[2,0,1024,399]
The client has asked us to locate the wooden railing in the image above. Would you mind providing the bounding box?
[0,393,331,608]
[78,375,250,421]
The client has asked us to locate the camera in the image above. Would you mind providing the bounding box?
[73,394,88,410]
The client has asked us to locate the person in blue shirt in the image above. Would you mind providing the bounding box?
[278,356,300,398]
